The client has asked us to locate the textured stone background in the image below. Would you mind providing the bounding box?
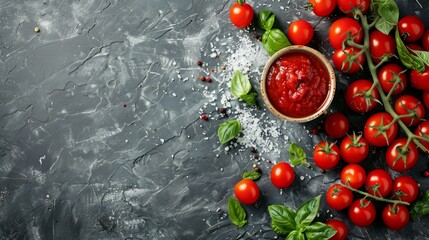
[0,0,429,239]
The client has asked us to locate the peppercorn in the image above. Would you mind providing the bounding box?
[199,75,205,81]
[254,154,260,160]
[423,170,429,177]
[200,114,208,120]
[205,77,211,82]
[219,108,226,114]
[249,147,257,153]
[34,26,40,33]
[196,60,203,67]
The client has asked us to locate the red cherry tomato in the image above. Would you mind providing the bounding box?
[369,30,396,64]
[313,141,340,170]
[229,2,254,28]
[392,176,419,204]
[234,179,260,205]
[377,63,407,95]
[329,18,363,49]
[365,169,393,198]
[407,43,424,51]
[398,15,425,42]
[270,162,295,188]
[386,138,418,172]
[345,79,379,113]
[394,95,425,126]
[340,133,369,163]
[341,164,366,189]
[364,112,398,147]
[333,46,366,74]
[324,112,349,139]
[410,66,429,90]
[288,20,314,45]
[326,184,353,211]
[326,219,348,240]
[423,29,429,51]
[337,0,370,15]
[415,121,429,153]
[382,204,410,231]
[309,0,336,17]
[422,91,429,109]
[348,198,376,227]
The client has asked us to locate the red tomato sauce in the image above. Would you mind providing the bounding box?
[266,53,330,118]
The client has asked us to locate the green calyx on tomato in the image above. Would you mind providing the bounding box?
[346,133,365,150]
[317,141,338,155]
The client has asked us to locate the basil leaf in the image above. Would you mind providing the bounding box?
[231,71,251,98]
[289,143,309,167]
[411,50,429,67]
[377,1,399,24]
[375,18,395,35]
[228,197,247,227]
[295,195,321,228]
[395,28,425,73]
[218,120,241,144]
[268,205,297,236]
[286,230,305,240]
[258,10,275,31]
[240,92,258,107]
[304,222,337,240]
[262,29,291,56]
[411,190,429,220]
[242,171,261,180]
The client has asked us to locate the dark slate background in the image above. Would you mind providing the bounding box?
[0,0,429,239]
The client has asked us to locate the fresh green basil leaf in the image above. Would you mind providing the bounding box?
[240,92,258,107]
[268,205,297,236]
[295,195,321,228]
[289,143,309,167]
[242,171,261,180]
[304,222,337,240]
[375,18,395,35]
[218,120,241,144]
[231,71,251,98]
[286,230,305,240]
[395,28,425,72]
[228,197,247,227]
[262,29,291,56]
[411,190,429,220]
[258,10,275,31]
[411,50,429,67]
[377,1,399,24]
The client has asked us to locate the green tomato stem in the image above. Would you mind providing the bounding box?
[237,0,245,5]
[340,183,410,206]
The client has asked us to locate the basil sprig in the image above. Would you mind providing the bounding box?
[228,197,247,227]
[373,0,399,34]
[395,28,425,73]
[242,171,261,180]
[268,195,336,239]
[218,119,241,144]
[411,190,429,220]
[230,71,258,107]
[258,10,291,56]
[289,143,310,167]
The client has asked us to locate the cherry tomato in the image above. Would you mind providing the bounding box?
[234,179,260,205]
[340,133,369,163]
[394,95,425,126]
[348,198,376,227]
[345,79,379,114]
[313,141,340,170]
[410,66,429,90]
[288,20,314,45]
[326,219,348,240]
[415,121,429,153]
[377,63,407,95]
[364,112,398,147]
[422,91,429,109]
[369,30,396,64]
[398,15,425,42]
[341,164,366,189]
[326,184,353,211]
[407,43,424,51]
[324,112,350,139]
[309,0,336,17]
[382,204,410,231]
[329,18,363,49]
[386,138,418,172]
[365,169,393,198]
[229,1,254,28]
[332,46,366,74]
[423,29,429,51]
[337,0,370,15]
[392,176,419,204]
[270,162,295,188]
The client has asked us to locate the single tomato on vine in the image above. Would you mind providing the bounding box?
[382,204,410,231]
[313,141,340,170]
[394,95,425,126]
[337,0,370,15]
[340,133,369,163]
[377,63,407,95]
[422,29,429,51]
[369,30,396,64]
[326,219,348,240]
[341,164,366,189]
[348,198,376,227]
[229,0,254,28]
[270,162,295,188]
[234,179,260,205]
[386,138,418,172]
[398,15,425,42]
[333,46,366,74]
[414,121,429,153]
[345,79,379,114]
[308,0,336,17]
[422,91,429,109]
[364,112,398,147]
[365,169,393,198]
[329,18,363,49]
[326,184,353,211]
[392,176,419,204]
[324,112,349,139]
[410,66,429,90]
[288,20,313,45]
